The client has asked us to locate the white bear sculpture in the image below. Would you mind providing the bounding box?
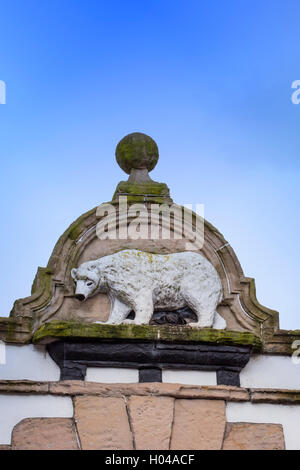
[71,249,226,329]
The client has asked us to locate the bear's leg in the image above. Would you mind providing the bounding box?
[107,297,132,325]
[182,289,218,328]
[131,292,154,325]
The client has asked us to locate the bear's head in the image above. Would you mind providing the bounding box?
[71,262,100,301]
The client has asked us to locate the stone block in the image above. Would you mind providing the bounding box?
[170,399,226,450]
[11,418,78,450]
[223,422,285,450]
[74,396,133,450]
[129,396,174,450]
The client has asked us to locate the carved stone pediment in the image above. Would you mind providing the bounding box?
[1,132,297,355]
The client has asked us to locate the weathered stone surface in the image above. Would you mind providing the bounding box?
[33,321,262,349]
[170,399,226,450]
[251,389,300,404]
[0,380,49,394]
[129,396,174,450]
[0,380,249,402]
[115,132,159,175]
[54,294,111,324]
[176,385,249,402]
[49,381,249,401]
[50,380,176,397]
[11,418,78,450]
[74,396,133,450]
[4,378,300,406]
[0,445,11,450]
[0,316,32,344]
[223,422,285,450]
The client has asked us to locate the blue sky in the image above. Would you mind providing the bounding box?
[0,0,299,328]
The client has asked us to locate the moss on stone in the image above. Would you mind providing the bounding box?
[112,181,172,204]
[67,208,96,241]
[116,133,159,175]
[123,195,169,204]
[114,181,170,196]
[0,316,32,344]
[31,267,54,296]
[5,319,18,343]
[32,320,262,350]
[271,392,300,404]
[123,182,168,195]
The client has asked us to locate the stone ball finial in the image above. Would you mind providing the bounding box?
[115,132,159,175]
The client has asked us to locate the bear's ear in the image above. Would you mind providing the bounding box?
[71,268,77,280]
[87,264,97,272]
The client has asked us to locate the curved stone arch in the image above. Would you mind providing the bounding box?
[10,202,279,341]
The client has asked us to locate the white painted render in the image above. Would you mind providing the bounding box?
[227,402,300,450]
[86,368,217,385]
[85,367,139,383]
[162,370,217,386]
[240,354,300,390]
[0,394,73,445]
[0,344,60,381]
